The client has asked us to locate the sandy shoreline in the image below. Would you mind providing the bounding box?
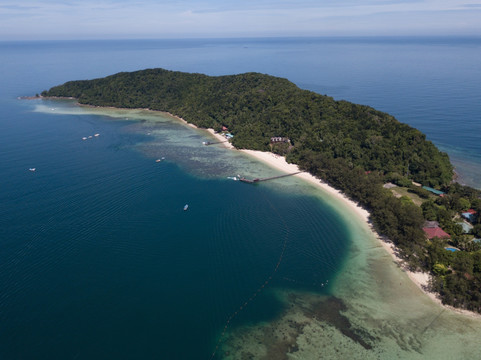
[204,126,481,319]
[36,98,479,318]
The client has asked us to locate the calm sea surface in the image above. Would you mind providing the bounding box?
[0,37,480,359]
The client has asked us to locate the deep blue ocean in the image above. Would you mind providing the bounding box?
[0,37,480,359]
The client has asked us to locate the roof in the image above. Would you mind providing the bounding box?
[270,137,290,143]
[422,186,445,195]
[457,222,473,233]
[462,212,475,222]
[423,227,451,239]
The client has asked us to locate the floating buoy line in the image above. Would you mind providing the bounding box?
[208,184,340,359]
[209,193,290,360]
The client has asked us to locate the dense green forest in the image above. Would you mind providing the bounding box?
[42,68,452,186]
[42,68,481,313]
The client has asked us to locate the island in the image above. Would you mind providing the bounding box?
[42,68,481,313]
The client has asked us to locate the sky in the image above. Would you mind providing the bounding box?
[1,0,480,40]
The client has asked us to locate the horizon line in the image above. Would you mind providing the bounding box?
[2,34,481,43]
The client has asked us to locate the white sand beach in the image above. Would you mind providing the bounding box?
[34,102,481,358]
[208,133,481,359]
[46,103,478,319]
[204,127,481,319]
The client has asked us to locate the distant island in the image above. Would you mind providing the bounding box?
[42,68,481,313]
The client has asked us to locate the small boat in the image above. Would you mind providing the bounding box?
[82,137,87,140]
[88,135,93,139]
[202,141,211,145]
[184,204,189,211]
[155,159,161,162]
[29,168,36,172]
[94,133,100,137]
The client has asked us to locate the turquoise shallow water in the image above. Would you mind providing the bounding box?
[1,38,481,358]
[0,98,348,359]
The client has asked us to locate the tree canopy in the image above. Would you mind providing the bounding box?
[42,68,453,187]
[43,68,481,313]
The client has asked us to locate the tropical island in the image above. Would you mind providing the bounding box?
[41,68,481,313]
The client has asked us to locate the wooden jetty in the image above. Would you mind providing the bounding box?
[239,171,301,184]
[203,140,228,146]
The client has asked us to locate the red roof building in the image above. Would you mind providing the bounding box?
[423,227,451,239]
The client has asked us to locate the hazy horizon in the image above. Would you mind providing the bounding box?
[1,0,480,41]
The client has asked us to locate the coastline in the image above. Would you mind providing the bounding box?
[35,97,479,319]
[205,125,481,320]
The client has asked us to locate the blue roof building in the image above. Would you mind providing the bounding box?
[422,186,445,196]
[462,212,475,222]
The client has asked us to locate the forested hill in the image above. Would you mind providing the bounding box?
[44,69,481,313]
[42,68,452,187]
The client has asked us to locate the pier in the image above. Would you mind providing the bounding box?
[202,140,228,146]
[239,171,301,183]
